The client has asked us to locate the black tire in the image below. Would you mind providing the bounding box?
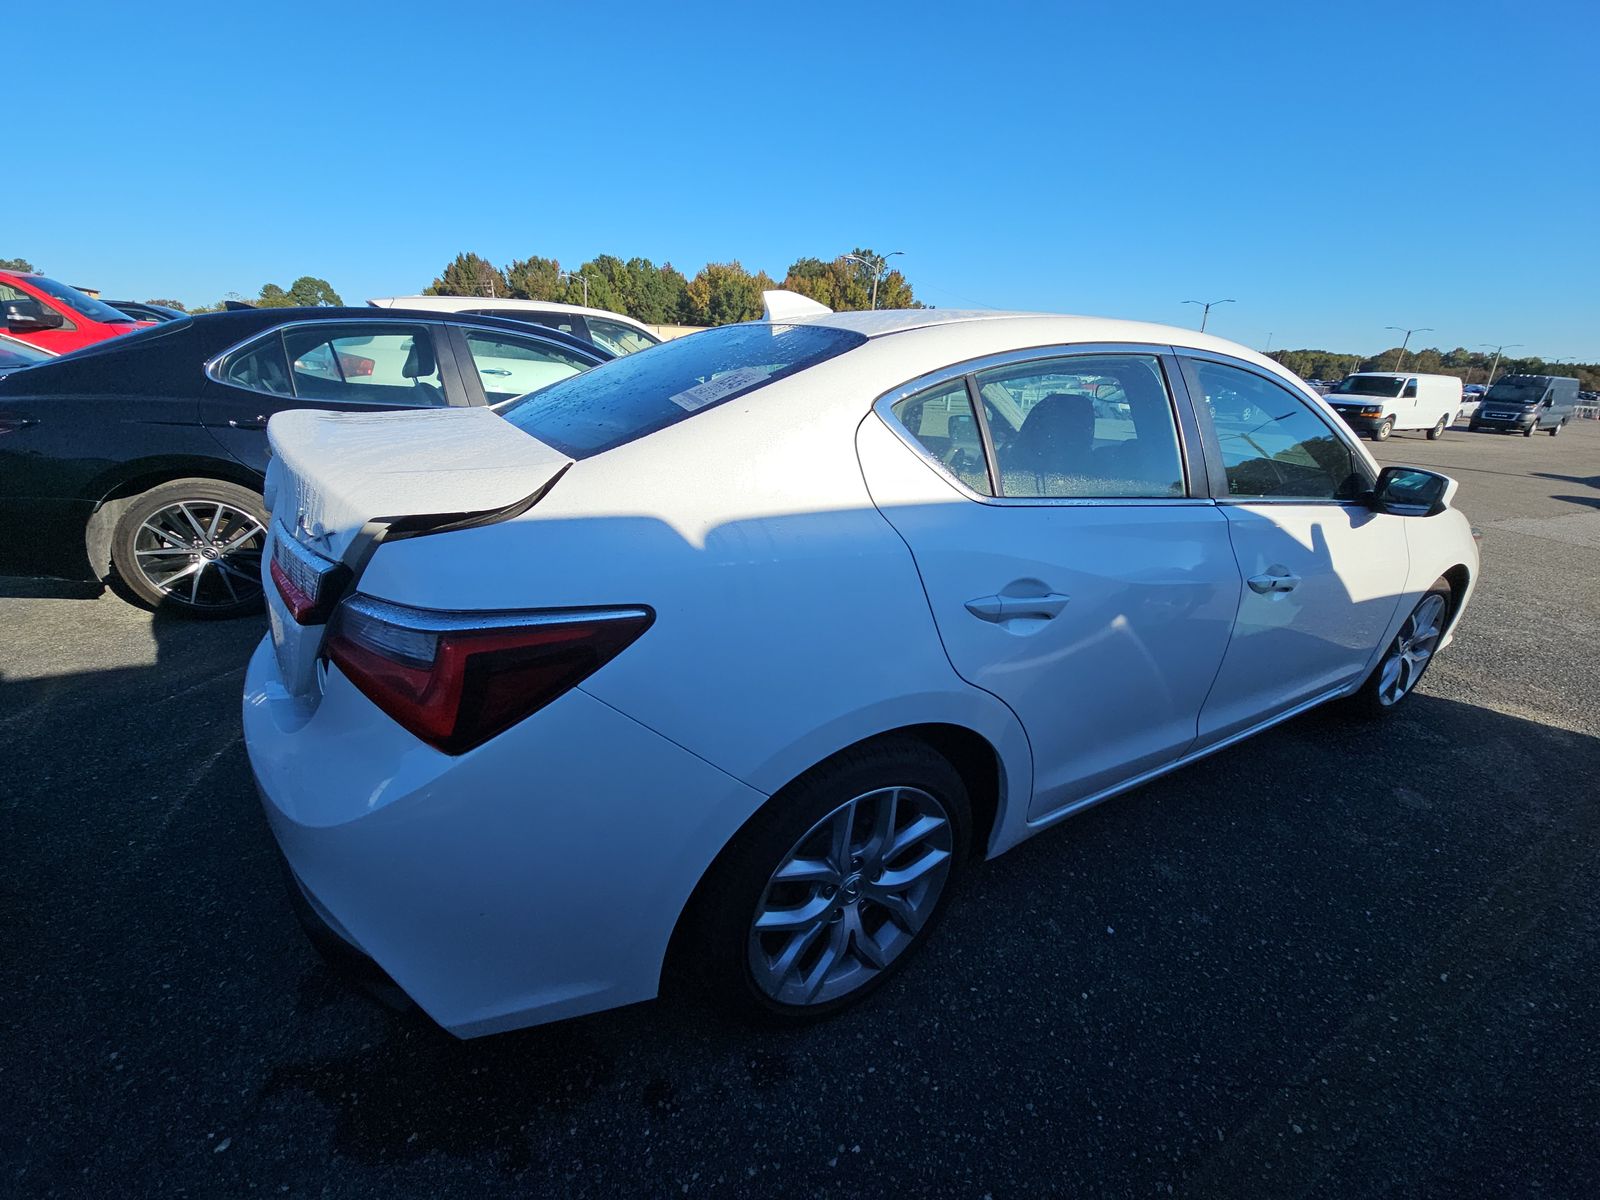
[1523,422,1535,437]
[109,478,269,618]
[1468,423,1481,432]
[1345,578,1453,719]
[1550,421,1561,437]
[1427,415,1447,440]
[1373,417,1394,441]
[674,736,972,1024]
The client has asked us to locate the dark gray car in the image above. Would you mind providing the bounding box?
[1469,374,1580,437]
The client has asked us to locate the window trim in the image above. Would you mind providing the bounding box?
[873,343,1209,508]
[1177,351,1377,506]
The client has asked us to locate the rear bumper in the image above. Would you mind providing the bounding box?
[243,636,767,1036]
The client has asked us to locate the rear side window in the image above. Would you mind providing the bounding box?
[501,323,867,457]
[892,381,993,496]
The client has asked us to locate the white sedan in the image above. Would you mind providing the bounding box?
[245,297,1479,1036]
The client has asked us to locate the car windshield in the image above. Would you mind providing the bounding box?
[0,338,50,367]
[501,323,866,458]
[1485,381,1546,404]
[1331,376,1404,398]
[23,276,137,324]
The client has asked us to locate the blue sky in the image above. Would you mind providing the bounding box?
[12,0,1598,357]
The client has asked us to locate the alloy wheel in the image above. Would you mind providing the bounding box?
[748,786,954,1007]
[132,500,266,608]
[1376,593,1447,706]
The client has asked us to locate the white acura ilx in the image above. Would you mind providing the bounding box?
[244,295,1478,1036]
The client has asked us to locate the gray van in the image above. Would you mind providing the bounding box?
[1469,374,1580,437]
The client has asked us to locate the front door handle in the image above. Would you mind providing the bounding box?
[1247,571,1302,594]
[965,591,1072,622]
[228,415,268,430]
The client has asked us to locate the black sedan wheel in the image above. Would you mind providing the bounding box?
[110,479,268,617]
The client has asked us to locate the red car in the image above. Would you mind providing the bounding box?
[0,271,151,354]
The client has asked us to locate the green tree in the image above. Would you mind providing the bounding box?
[144,298,187,311]
[684,261,775,326]
[286,276,342,307]
[0,256,35,272]
[426,252,508,298]
[781,249,920,311]
[505,255,564,302]
[256,283,292,308]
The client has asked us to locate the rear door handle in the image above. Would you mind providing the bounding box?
[228,415,268,430]
[965,591,1072,622]
[1247,571,1302,594]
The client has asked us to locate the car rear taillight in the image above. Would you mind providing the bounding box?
[337,353,375,377]
[270,531,349,624]
[325,595,653,754]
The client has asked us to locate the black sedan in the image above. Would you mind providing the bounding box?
[0,307,608,617]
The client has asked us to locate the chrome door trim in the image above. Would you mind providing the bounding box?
[871,342,1214,509]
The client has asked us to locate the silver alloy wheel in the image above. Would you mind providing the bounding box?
[133,500,266,608]
[1376,593,1447,706]
[748,786,954,1006]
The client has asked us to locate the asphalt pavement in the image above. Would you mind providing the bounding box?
[4,420,1598,1198]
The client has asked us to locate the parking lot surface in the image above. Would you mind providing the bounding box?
[5,423,1599,1198]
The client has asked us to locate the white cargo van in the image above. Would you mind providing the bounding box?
[1325,372,1464,440]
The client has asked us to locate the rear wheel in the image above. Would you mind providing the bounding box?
[1373,417,1394,441]
[109,478,268,618]
[1427,415,1448,440]
[1346,580,1452,717]
[677,738,970,1022]
[1550,420,1562,437]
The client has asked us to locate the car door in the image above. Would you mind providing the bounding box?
[202,320,465,474]
[859,348,1241,820]
[1181,355,1409,743]
[443,324,602,405]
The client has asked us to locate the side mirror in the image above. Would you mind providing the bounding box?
[1370,465,1456,517]
[4,300,66,332]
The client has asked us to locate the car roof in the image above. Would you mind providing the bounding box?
[183,306,610,360]
[367,295,656,332]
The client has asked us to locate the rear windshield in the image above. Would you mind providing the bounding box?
[500,323,866,457]
[1332,376,1404,398]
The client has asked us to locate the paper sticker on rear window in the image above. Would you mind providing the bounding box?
[668,366,771,412]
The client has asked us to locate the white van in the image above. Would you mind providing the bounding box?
[1325,372,1464,440]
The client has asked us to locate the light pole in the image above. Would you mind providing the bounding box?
[1182,298,1234,332]
[842,250,904,310]
[1480,343,1523,389]
[1385,325,1433,371]
[1263,332,1274,353]
[560,271,593,306]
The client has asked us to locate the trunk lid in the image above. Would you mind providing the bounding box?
[262,406,572,699]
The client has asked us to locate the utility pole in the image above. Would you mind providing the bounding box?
[1182,298,1234,332]
[1385,325,1433,371]
[1263,332,1274,353]
[1480,342,1523,388]
[842,251,904,310]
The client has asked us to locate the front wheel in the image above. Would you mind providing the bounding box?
[1550,420,1562,437]
[1427,415,1448,440]
[109,478,268,618]
[1523,422,1536,437]
[1346,580,1452,717]
[1373,417,1395,441]
[676,738,970,1022]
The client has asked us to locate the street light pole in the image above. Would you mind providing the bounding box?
[842,250,904,310]
[1263,332,1274,353]
[1182,298,1234,332]
[1479,342,1523,389]
[560,271,592,306]
[1385,325,1433,371]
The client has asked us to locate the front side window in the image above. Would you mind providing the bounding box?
[501,322,866,458]
[972,355,1186,498]
[1190,360,1365,500]
[462,330,593,403]
[1401,379,1418,398]
[585,317,660,356]
[282,325,445,406]
[891,380,993,496]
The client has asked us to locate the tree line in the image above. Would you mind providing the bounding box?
[1268,346,1598,391]
[422,248,919,326]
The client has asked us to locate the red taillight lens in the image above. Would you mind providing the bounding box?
[325,596,653,754]
[270,532,349,624]
[337,353,375,377]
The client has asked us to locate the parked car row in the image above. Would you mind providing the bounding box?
[1319,370,1578,440]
